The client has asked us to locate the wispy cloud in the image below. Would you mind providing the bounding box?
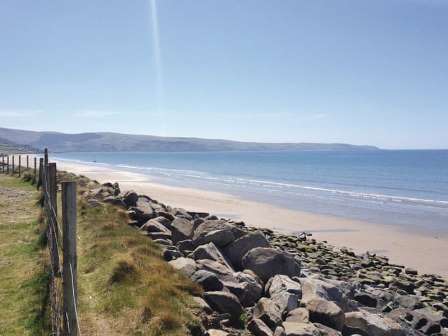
[73,110,118,118]
[0,109,41,118]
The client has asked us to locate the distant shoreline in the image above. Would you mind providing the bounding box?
[52,158,448,277]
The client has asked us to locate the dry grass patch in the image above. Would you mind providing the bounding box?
[77,199,203,336]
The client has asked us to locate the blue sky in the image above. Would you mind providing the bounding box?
[0,0,447,149]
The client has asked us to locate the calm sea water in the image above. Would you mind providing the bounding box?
[54,150,448,234]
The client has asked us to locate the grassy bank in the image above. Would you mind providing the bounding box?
[58,174,203,335]
[0,175,49,335]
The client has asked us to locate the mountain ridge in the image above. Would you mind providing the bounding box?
[0,127,380,152]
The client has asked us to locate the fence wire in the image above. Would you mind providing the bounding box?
[0,155,81,335]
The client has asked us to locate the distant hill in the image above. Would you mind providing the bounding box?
[0,136,40,154]
[0,127,380,153]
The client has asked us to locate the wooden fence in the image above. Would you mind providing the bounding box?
[0,150,80,336]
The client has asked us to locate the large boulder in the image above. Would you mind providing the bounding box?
[170,217,196,242]
[140,218,172,236]
[306,298,345,331]
[248,318,274,336]
[191,270,224,291]
[286,308,310,323]
[169,257,197,278]
[223,231,270,269]
[253,297,283,330]
[233,270,263,307]
[282,322,320,336]
[196,259,236,282]
[266,275,302,298]
[271,291,299,315]
[203,291,244,321]
[242,248,301,283]
[344,309,406,336]
[123,191,139,207]
[190,242,234,270]
[193,220,245,247]
[300,277,345,307]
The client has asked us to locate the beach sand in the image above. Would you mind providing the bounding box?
[54,159,448,277]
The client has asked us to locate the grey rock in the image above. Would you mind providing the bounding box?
[313,323,342,336]
[267,275,302,298]
[248,318,274,336]
[242,247,301,283]
[282,322,320,336]
[190,242,234,270]
[169,257,197,278]
[123,191,138,207]
[170,217,196,242]
[306,298,345,331]
[193,220,245,247]
[234,270,263,307]
[196,259,235,282]
[274,326,286,336]
[286,308,310,323]
[191,270,224,291]
[253,297,283,330]
[271,291,299,315]
[203,291,243,321]
[223,231,270,269]
[344,309,405,336]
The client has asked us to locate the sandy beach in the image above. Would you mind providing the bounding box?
[52,159,448,278]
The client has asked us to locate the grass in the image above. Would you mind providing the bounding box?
[74,188,203,335]
[0,174,49,335]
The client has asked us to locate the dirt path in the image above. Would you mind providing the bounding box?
[0,175,46,335]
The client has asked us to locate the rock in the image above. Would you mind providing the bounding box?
[405,307,446,335]
[203,291,243,322]
[306,298,345,331]
[282,322,320,336]
[191,270,224,291]
[123,191,138,207]
[271,291,299,315]
[190,242,234,270]
[223,231,270,269]
[193,220,245,247]
[286,308,310,323]
[267,275,302,298]
[253,297,283,330]
[162,247,182,261]
[300,277,344,306]
[233,270,263,307]
[354,292,378,308]
[177,239,195,253]
[313,323,342,336]
[242,248,301,283]
[148,231,171,240]
[196,259,235,282]
[344,309,405,336]
[274,326,286,336]
[248,318,274,336]
[170,217,196,242]
[140,219,172,235]
[192,296,213,313]
[169,257,197,277]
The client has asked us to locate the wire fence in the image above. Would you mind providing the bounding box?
[0,151,80,336]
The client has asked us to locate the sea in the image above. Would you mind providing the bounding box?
[54,150,448,235]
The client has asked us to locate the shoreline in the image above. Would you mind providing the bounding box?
[54,159,448,277]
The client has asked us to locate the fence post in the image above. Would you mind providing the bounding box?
[12,155,15,175]
[44,148,48,166]
[47,163,60,276]
[1,154,4,173]
[62,181,78,336]
[34,157,37,183]
[7,156,9,174]
[18,155,21,177]
[37,158,43,190]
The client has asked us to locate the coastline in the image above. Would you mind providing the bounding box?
[54,159,448,277]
